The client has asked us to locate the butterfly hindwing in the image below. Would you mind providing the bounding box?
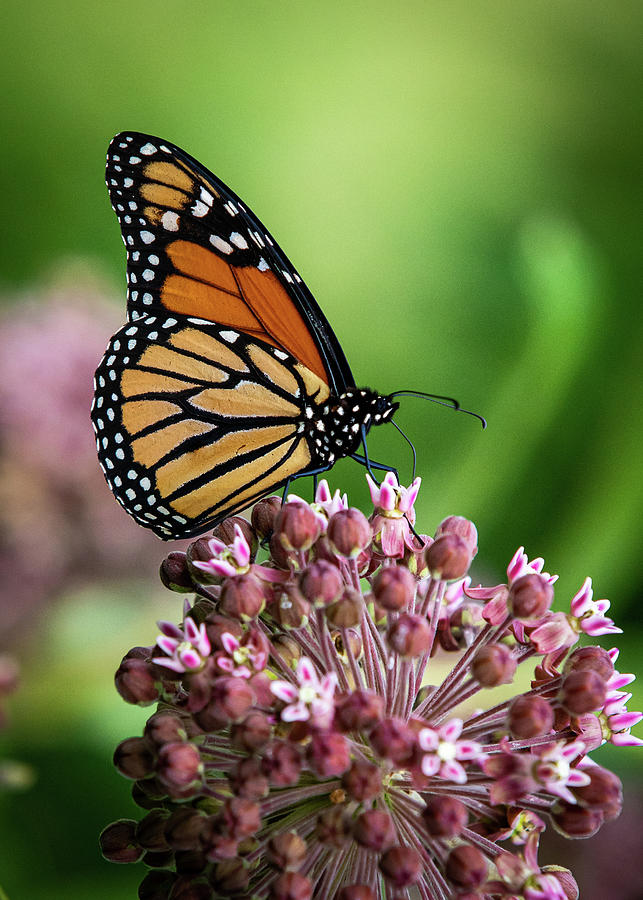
[105,132,353,394]
[91,312,331,539]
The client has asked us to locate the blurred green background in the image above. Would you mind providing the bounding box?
[0,1,641,897]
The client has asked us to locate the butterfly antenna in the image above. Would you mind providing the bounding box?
[389,417,418,481]
[390,390,487,429]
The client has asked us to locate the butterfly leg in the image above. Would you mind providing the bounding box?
[352,427,399,485]
[281,466,332,505]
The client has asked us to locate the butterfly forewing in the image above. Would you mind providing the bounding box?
[105,132,353,394]
[91,313,331,539]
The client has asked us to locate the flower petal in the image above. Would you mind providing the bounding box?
[270,680,299,703]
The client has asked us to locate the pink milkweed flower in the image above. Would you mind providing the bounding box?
[492,808,546,845]
[192,523,251,578]
[471,547,558,626]
[418,717,484,784]
[153,616,211,673]
[600,691,643,747]
[531,740,590,804]
[214,628,269,679]
[286,480,348,533]
[529,611,578,655]
[569,576,622,636]
[367,472,422,557]
[270,657,337,730]
[192,523,286,584]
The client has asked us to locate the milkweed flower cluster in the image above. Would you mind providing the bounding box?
[101,476,640,900]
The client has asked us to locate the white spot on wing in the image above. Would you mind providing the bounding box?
[229,231,248,249]
[210,234,233,254]
[140,143,157,155]
[161,211,180,231]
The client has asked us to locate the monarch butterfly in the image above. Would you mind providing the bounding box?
[92,133,474,540]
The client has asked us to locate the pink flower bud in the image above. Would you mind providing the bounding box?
[425,534,473,580]
[342,759,383,801]
[163,807,206,851]
[307,732,351,777]
[115,655,160,706]
[156,742,203,794]
[208,677,255,722]
[435,515,478,556]
[507,573,554,620]
[270,871,312,900]
[212,516,256,560]
[99,819,144,864]
[353,809,395,851]
[113,737,156,780]
[261,741,303,787]
[541,866,579,900]
[325,588,363,628]
[230,710,271,752]
[299,559,344,607]
[560,669,607,715]
[372,564,415,610]
[276,502,322,551]
[273,584,311,630]
[552,801,604,838]
[159,551,194,592]
[507,694,554,739]
[471,643,517,686]
[211,859,249,894]
[572,765,622,817]
[370,718,416,765]
[220,796,261,839]
[228,757,269,799]
[316,807,352,847]
[220,573,265,620]
[335,690,384,732]
[267,830,307,871]
[563,645,614,681]
[251,496,282,539]
[445,845,488,889]
[387,613,431,658]
[379,846,423,887]
[327,507,372,557]
[422,795,468,837]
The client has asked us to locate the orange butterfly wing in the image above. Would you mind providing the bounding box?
[105,132,353,393]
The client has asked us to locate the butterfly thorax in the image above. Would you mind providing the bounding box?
[305,389,398,468]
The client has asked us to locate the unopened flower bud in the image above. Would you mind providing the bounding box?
[387,613,431,658]
[332,628,363,662]
[307,732,351,777]
[164,808,207,851]
[187,536,220,581]
[208,677,255,722]
[325,588,362,628]
[273,584,310,630]
[507,694,554,739]
[563,645,614,681]
[271,633,302,667]
[230,710,271,752]
[379,846,422,887]
[160,551,194,592]
[471,643,517,687]
[370,718,416,765]
[316,807,352,847]
[156,742,203,794]
[422,795,468,837]
[560,669,606,715]
[299,559,343,607]
[99,819,144,863]
[135,808,171,852]
[267,830,307,871]
[261,741,302,787]
[445,845,488,889]
[541,866,579,900]
[335,690,384,732]
[342,759,383,801]
[113,737,156,780]
[252,496,282,538]
[551,800,604,838]
[220,573,265,620]
[507,573,553,620]
[212,516,257,560]
[115,655,160,706]
[228,757,269,799]
[336,888,375,900]
[221,796,261,839]
[174,848,207,876]
[435,515,478,556]
[211,858,249,893]
[144,712,190,748]
[203,613,243,650]
[327,508,371,557]
[572,765,622,818]
[277,502,321,552]
[353,808,395,851]
[425,534,473,580]
[371,564,415,611]
[270,871,312,900]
